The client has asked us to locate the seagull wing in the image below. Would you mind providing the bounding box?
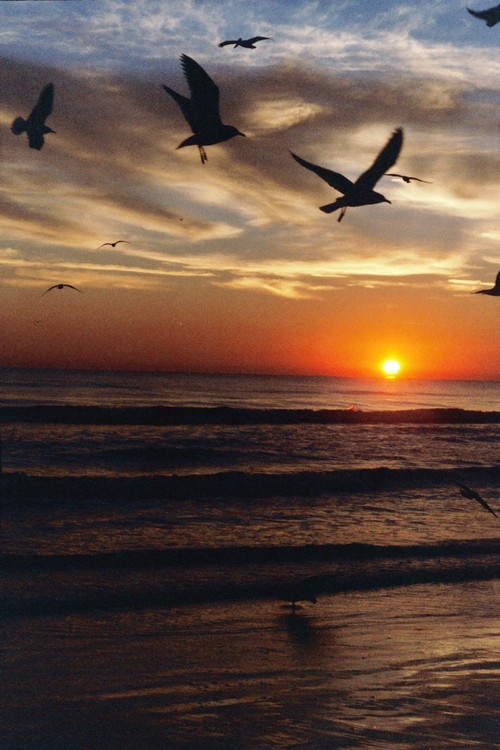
[493,270,500,291]
[66,284,83,293]
[355,128,403,192]
[290,151,354,195]
[29,83,54,126]
[468,5,500,24]
[161,84,192,127]
[458,484,498,517]
[41,285,59,296]
[180,54,222,129]
[247,36,271,44]
[218,40,236,47]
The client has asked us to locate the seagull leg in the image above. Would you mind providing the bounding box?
[338,207,347,222]
[198,145,207,164]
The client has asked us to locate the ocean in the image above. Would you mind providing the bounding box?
[1,368,499,749]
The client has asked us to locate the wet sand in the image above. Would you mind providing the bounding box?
[2,579,499,749]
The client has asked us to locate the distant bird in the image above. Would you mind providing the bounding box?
[41,284,82,297]
[11,83,55,150]
[96,240,130,249]
[291,127,403,222]
[218,36,271,49]
[162,54,245,164]
[457,484,498,517]
[385,173,432,184]
[472,271,500,296]
[467,4,500,26]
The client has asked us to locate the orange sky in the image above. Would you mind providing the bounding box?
[0,1,498,380]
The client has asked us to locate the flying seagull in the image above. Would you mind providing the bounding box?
[41,284,83,297]
[96,240,130,249]
[161,54,245,164]
[472,270,500,296]
[467,4,500,26]
[457,484,498,517]
[385,173,432,184]
[218,36,272,49]
[291,127,403,222]
[11,83,55,150]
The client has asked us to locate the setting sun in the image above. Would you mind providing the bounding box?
[382,359,401,377]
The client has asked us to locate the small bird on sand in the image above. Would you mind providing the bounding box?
[291,127,403,222]
[161,54,245,164]
[385,173,432,184]
[11,83,55,150]
[96,240,130,249]
[472,271,500,296]
[457,484,498,517]
[218,36,272,49]
[282,577,318,612]
[41,284,83,297]
[467,4,500,26]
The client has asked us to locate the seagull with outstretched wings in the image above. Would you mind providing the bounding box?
[291,128,403,222]
[162,54,245,164]
[385,173,432,184]
[41,284,83,297]
[11,83,55,150]
[218,36,271,48]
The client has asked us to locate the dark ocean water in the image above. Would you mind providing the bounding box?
[1,368,499,615]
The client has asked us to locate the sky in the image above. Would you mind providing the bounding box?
[0,0,498,380]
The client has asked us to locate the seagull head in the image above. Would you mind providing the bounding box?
[226,125,246,139]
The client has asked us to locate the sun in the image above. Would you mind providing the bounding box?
[381,359,401,377]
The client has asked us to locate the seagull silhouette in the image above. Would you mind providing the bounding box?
[41,284,83,297]
[467,4,500,26]
[218,36,272,49]
[161,54,245,164]
[472,271,500,296]
[96,240,130,249]
[282,577,318,612]
[457,484,498,517]
[291,127,403,222]
[11,83,55,150]
[385,173,432,184]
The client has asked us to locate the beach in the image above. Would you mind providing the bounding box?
[2,582,499,749]
[1,370,499,749]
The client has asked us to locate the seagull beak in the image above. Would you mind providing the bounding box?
[385,198,392,204]
[237,131,246,137]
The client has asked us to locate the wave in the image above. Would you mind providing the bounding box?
[2,539,499,571]
[2,540,499,618]
[2,465,498,503]
[2,404,499,425]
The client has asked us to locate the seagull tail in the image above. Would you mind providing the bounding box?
[319,199,344,214]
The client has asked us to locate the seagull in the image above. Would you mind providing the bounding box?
[218,36,272,49]
[11,83,55,150]
[41,284,83,297]
[291,127,403,222]
[96,240,130,249]
[161,54,245,164]
[282,577,318,612]
[472,270,500,296]
[385,173,432,184]
[467,4,500,26]
[457,484,498,517]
